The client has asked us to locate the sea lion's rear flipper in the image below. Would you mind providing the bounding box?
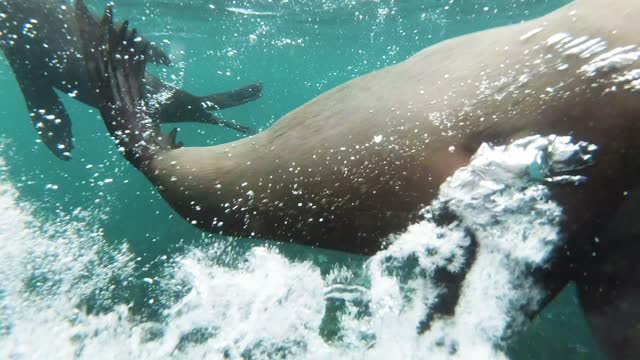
[197,83,263,134]
[143,36,172,67]
[200,82,263,111]
[74,1,170,68]
[145,75,259,134]
[113,20,171,67]
[75,0,177,169]
[8,62,73,160]
[198,83,262,134]
[213,117,256,134]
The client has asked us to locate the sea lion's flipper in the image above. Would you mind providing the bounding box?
[200,82,263,110]
[196,83,262,134]
[8,62,73,160]
[174,104,256,134]
[188,103,256,134]
[214,117,256,134]
[196,82,263,134]
[145,76,258,134]
[115,20,171,66]
[167,127,184,148]
[75,0,175,169]
[145,38,172,67]
[75,0,171,67]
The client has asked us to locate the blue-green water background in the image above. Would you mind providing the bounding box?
[0,0,607,358]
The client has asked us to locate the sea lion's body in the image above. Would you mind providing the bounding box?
[78,0,640,356]
[0,0,261,159]
[150,0,640,254]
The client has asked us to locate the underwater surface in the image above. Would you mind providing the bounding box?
[0,0,609,358]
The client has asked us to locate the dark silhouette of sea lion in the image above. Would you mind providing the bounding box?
[0,0,262,159]
[77,0,640,356]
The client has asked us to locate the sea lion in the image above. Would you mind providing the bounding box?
[0,0,262,160]
[78,0,640,356]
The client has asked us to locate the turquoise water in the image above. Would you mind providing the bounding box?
[0,0,608,358]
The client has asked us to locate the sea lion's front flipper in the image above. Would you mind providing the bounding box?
[8,62,73,160]
[75,0,174,169]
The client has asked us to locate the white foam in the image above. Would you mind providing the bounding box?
[362,135,595,358]
[0,153,135,359]
[0,135,596,359]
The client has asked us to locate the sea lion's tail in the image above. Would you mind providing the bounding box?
[75,0,179,170]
